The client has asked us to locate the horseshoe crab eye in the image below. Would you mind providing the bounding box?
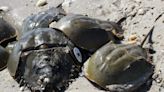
[73,47,82,63]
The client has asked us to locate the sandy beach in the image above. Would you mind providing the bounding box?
[0,0,164,92]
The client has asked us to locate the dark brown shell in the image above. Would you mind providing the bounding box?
[0,18,16,44]
[21,7,65,36]
[55,14,123,52]
[84,42,153,91]
[0,17,16,70]
[7,8,83,91]
[7,28,82,91]
[7,28,74,77]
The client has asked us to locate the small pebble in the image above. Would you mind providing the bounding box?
[20,86,25,91]
[36,0,47,7]
[127,34,138,44]
[142,34,146,37]
[44,78,50,83]
[156,78,162,83]
[128,34,137,41]
[0,6,9,12]
[138,9,146,15]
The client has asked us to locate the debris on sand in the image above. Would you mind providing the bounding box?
[137,8,146,15]
[127,34,138,44]
[0,6,9,12]
[36,0,47,7]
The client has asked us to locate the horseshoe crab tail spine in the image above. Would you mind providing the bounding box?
[116,16,127,25]
[141,26,154,47]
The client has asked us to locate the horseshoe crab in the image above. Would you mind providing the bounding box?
[0,17,16,70]
[7,7,83,91]
[54,14,124,52]
[83,28,154,91]
[4,6,153,92]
